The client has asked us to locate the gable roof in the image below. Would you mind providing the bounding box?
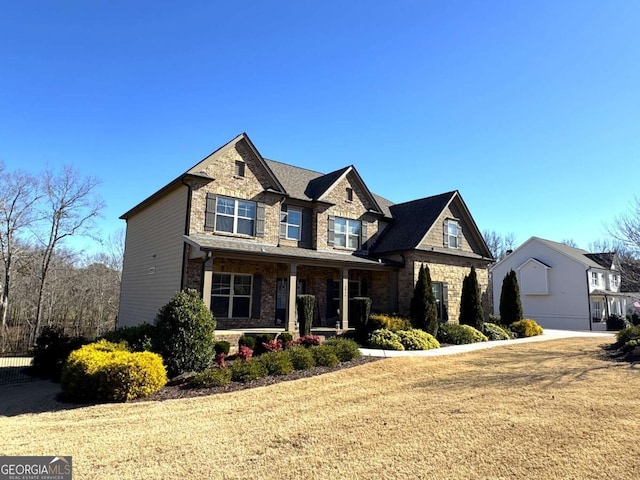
[584,252,616,269]
[517,257,552,270]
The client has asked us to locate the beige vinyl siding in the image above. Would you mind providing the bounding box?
[118,185,188,327]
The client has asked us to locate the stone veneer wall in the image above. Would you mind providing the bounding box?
[397,251,490,323]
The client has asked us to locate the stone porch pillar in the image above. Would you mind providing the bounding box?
[339,268,349,330]
[286,264,298,332]
[202,253,214,309]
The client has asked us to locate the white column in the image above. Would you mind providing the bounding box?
[286,264,298,332]
[340,268,349,330]
[202,254,213,309]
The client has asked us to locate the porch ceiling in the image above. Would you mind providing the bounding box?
[184,234,400,270]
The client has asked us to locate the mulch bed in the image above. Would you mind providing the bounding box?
[141,356,382,402]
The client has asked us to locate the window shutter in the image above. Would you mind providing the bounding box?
[205,194,216,232]
[255,202,266,237]
[442,282,449,321]
[279,204,287,239]
[360,221,368,250]
[457,224,463,249]
[251,274,262,319]
[301,208,312,245]
[443,219,448,247]
[327,215,335,246]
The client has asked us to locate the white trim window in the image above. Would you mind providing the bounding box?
[591,272,599,287]
[335,217,361,249]
[592,300,603,321]
[216,196,255,235]
[444,219,462,249]
[610,274,619,290]
[211,273,252,318]
[281,207,302,240]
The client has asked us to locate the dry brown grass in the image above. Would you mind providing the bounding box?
[2,337,639,479]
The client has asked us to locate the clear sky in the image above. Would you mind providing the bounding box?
[2,1,639,254]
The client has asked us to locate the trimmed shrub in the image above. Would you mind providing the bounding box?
[615,325,640,346]
[368,314,412,332]
[510,319,543,338]
[286,346,316,370]
[482,322,512,341]
[189,368,232,388]
[278,332,294,345]
[324,337,362,361]
[31,326,89,381]
[230,359,268,383]
[297,335,323,348]
[214,341,231,355]
[396,329,440,350]
[254,334,276,355]
[368,329,405,351]
[606,315,630,331]
[238,335,255,350]
[102,323,155,352]
[237,346,253,361]
[499,270,523,325]
[459,266,484,330]
[61,340,167,402]
[437,323,488,345]
[622,338,640,353]
[351,297,372,342]
[629,313,640,327]
[410,264,439,336]
[258,351,294,376]
[310,345,340,367]
[154,289,217,377]
[296,294,315,336]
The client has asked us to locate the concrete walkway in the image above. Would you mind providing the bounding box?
[360,329,615,357]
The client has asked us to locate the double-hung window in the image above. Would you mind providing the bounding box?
[447,220,460,248]
[216,196,255,235]
[211,273,252,318]
[335,217,361,249]
[281,206,302,240]
[591,272,599,287]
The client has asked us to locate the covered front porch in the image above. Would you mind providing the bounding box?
[590,290,627,331]
[183,235,400,332]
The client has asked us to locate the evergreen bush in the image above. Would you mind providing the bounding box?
[286,346,316,370]
[437,323,488,345]
[296,294,315,336]
[238,335,255,350]
[459,266,484,330]
[61,340,167,402]
[482,322,512,341]
[351,297,372,343]
[324,337,362,361]
[615,325,640,346]
[368,314,412,332]
[499,270,523,325]
[102,323,155,352]
[214,341,231,355]
[396,329,440,350]
[153,289,217,377]
[409,264,438,336]
[310,345,340,367]
[606,315,630,331]
[230,359,268,383]
[258,351,294,376]
[509,319,543,338]
[31,326,89,381]
[189,368,232,388]
[368,329,405,350]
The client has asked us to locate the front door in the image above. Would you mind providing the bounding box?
[275,278,307,326]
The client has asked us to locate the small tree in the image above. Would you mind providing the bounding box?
[499,270,523,325]
[459,266,484,330]
[410,264,438,336]
[351,297,372,343]
[296,294,315,336]
[154,289,216,377]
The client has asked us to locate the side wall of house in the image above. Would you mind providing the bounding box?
[491,241,591,330]
[118,185,188,327]
[397,251,490,322]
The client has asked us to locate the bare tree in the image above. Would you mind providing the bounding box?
[482,230,516,262]
[590,236,640,293]
[0,165,41,350]
[561,239,578,248]
[609,197,640,257]
[31,166,104,344]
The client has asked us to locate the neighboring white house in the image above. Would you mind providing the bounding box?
[490,237,626,331]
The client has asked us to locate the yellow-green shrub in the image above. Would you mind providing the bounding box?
[369,314,412,332]
[61,340,167,403]
[510,319,544,338]
[396,329,440,350]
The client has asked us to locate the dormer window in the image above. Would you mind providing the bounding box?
[235,160,245,177]
[346,188,353,202]
[444,219,462,249]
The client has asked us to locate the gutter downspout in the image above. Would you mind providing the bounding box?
[180,176,193,291]
[586,267,592,331]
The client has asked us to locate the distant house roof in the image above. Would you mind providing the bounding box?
[584,252,616,269]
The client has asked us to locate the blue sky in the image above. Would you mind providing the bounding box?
[2,1,639,254]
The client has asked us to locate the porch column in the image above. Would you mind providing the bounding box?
[286,264,298,332]
[202,253,214,310]
[339,268,349,330]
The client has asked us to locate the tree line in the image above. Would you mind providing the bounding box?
[0,163,120,353]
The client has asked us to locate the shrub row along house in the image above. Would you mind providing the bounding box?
[118,133,493,331]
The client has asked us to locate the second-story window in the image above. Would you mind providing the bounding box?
[280,206,302,240]
[444,219,462,249]
[235,160,245,177]
[216,196,255,235]
[346,187,353,201]
[335,217,361,249]
[591,271,599,287]
[610,274,619,289]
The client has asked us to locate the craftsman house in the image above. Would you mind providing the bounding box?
[490,237,627,331]
[118,133,493,331]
